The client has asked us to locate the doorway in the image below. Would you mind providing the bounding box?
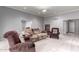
[45,24,50,31]
[63,20,75,34]
[68,20,75,33]
[45,24,50,35]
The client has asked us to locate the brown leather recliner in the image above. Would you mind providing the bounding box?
[3,31,35,52]
[50,28,60,39]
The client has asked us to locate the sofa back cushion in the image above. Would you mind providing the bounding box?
[24,27,33,35]
[32,28,41,34]
[53,29,57,34]
[51,28,59,34]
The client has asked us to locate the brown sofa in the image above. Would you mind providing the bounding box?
[31,28,48,42]
[3,31,35,52]
[22,28,48,42]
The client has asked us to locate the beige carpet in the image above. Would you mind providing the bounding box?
[0,34,79,52]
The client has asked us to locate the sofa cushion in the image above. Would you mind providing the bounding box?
[32,28,41,34]
[37,33,47,37]
[24,27,33,35]
[30,34,38,39]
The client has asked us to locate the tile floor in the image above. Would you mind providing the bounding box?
[0,34,79,52]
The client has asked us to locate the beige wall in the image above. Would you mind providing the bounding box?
[44,11,79,34]
[0,7,43,40]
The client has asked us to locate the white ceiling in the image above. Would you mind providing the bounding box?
[7,6,79,17]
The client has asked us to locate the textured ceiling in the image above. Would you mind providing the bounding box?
[7,6,79,17]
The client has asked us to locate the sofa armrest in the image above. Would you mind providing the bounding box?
[26,42,35,48]
[9,42,35,52]
[9,43,28,52]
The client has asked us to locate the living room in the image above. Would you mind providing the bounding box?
[0,6,79,52]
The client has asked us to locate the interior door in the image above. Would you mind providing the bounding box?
[45,24,50,31]
[69,21,75,33]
